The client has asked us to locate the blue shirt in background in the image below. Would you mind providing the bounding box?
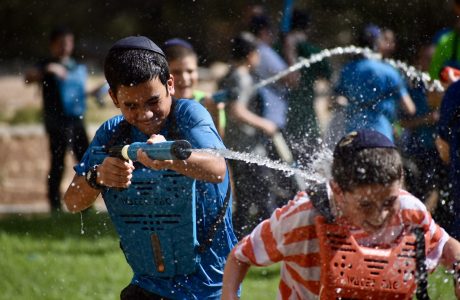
[335,58,409,141]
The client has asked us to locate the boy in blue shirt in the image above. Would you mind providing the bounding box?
[334,24,416,142]
[64,36,237,300]
[24,26,90,212]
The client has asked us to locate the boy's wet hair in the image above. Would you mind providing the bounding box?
[332,130,403,191]
[104,36,170,94]
[230,32,258,61]
[163,38,197,62]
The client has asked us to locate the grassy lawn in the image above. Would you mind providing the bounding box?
[0,212,130,300]
[0,212,456,299]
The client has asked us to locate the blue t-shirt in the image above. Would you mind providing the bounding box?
[75,99,237,299]
[438,80,460,198]
[335,58,409,141]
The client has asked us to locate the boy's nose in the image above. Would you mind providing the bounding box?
[139,108,153,120]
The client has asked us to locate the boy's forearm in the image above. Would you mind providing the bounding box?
[135,150,226,182]
[169,153,227,182]
[441,238,460,299]
[63,175,100,212]
[222,252,251,300]
[435,136,450,164]
[400,94,416,116]
[441,237,460,268]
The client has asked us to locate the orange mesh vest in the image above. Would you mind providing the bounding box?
[308,184,429,300]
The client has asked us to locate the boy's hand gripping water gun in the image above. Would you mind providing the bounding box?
[108,140,192,161]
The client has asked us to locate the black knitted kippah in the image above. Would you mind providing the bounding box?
[334,129,396,158]
[109,36,165,57]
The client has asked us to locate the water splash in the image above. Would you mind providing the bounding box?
[253,45,444,93]
[80,212,85,235]
[193,148,332,185]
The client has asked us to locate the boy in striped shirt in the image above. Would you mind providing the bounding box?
[222,129,460,299]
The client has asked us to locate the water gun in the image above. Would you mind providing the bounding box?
[210,89,230,103]
[108,140,192,161]
[440,66,460,83]
[315,216,429,300]
[210,87,241,103]
[87,140,198,278]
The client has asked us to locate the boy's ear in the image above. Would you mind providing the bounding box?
[167,74,175,96]
[108,88,120,108]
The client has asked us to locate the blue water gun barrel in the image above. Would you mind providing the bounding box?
[109,140,192,161]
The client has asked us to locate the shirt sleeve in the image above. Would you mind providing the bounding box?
[426,217,450,271]
[73,130,105,176]
[400,192,450,270]
[233,193,316,266]
[397,79,409,98]
[176,101,225,150]
[387,66,409,99]
[73,117,121,175]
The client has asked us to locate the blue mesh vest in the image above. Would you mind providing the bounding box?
[88,120,200,278]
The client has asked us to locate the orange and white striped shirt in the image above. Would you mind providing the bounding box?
[232,188,449,300]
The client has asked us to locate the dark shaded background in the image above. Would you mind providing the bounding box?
[0,0,454,72]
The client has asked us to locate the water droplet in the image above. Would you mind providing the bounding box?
[80,212,85,235]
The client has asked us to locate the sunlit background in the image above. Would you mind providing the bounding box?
[0,1,457,299]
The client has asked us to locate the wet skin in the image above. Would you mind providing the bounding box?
[332,180,401,234]
[109,76,175,136]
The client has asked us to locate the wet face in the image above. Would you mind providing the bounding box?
[332,180,401,234]
[168,55,198,99]
[110,76,174,136]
